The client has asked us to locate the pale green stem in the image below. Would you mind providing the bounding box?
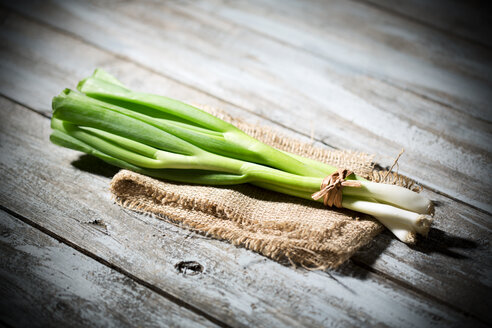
[343,181,432,214]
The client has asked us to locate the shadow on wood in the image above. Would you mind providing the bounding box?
[342,233,392,280]
[410,228,478,259]
[71,155,119,178]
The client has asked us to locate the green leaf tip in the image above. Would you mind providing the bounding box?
[90,68,126,88]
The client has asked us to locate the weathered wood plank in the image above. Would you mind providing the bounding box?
[183,0,492,120]
[3,0,491,212]
[0,99,484,326]
[0,210,218,328]
[362,0,492,48]
[0,11,491,324]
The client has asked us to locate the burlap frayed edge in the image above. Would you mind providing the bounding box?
[112,175,362,240]
[110,171,383,270]
[113,198,374,270]
[370,170,422,192]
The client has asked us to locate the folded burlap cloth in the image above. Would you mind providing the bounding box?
[110,111,416,269]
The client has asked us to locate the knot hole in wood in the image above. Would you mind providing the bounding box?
[175,261,204,276]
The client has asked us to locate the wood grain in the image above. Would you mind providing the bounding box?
[0,210,218,328]
[184,0,492,119]
[0,11,491,324]
[0,97,485,327]
[3,0,491,212]
[362,0,492,48]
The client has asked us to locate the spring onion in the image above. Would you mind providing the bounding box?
[50,69,433,243]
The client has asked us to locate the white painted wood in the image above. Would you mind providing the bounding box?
[0,210,218,328]
[0,97,484,327]
[0,12,491,323]
[3,0,490,212]
[184,0,492,120]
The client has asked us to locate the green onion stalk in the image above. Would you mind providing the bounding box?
[50,69,433,243]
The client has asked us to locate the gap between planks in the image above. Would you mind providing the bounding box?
[0,92,488,325]
[173,0,491,123]
[202,0,492,124]
[0,203,232,328]
[350,257,487,324]
[1,6,489,217]
[0,209,218,328]
[357,0,492,50]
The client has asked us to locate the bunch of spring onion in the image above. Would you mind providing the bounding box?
[50,69,433,243]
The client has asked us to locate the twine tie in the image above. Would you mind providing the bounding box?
[311,169,361,207]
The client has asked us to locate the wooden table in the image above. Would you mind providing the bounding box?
[1,1,491,327]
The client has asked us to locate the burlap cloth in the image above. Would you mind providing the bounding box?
[110,110,417,269]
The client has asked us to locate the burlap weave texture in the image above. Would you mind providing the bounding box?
[110,112,386,269]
